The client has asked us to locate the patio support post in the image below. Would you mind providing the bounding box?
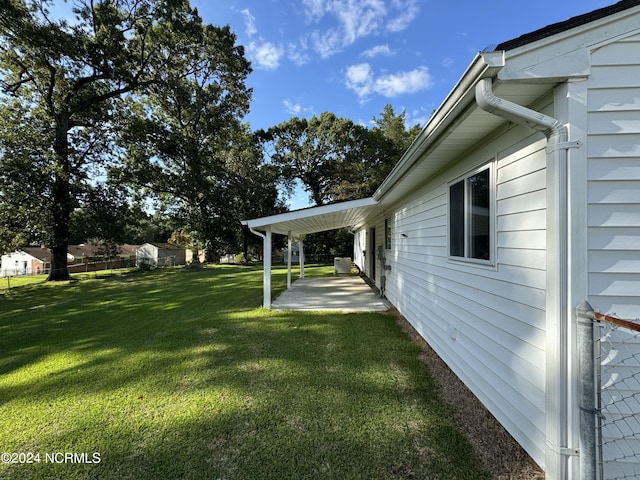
[264,226,272,308]
[287,231,292,289]
[299,238,305,278]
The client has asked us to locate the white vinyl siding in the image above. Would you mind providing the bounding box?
[354,217,385,287]
[587,34,640,317]
[381,126,548,466]
[587,33,640,478]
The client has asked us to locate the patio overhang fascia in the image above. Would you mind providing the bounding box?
[241,197,380,238]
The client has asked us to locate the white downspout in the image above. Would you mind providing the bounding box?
[476,78,581,480]
[248,225,272,309]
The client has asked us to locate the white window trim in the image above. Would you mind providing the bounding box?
[447,160,496,267]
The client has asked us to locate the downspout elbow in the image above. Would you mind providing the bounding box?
[246,224,266,240]
[475,78,563,137]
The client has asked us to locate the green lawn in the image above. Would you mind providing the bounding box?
[0,267,139,291]
[0,265,489,479]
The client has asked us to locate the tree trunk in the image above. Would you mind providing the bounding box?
[47,115,73,281]
[48,243,70,281]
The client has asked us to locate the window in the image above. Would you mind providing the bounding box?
[449,164,492,262]
[385,217,392,250]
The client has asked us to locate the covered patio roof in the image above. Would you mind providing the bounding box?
[241,197,381,309]
[242,197,379,237]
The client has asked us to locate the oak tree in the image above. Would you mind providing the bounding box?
[0,0,242,279]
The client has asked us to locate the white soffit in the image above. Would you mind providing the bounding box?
[242,197,379,237]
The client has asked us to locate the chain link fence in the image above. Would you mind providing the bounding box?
[597,314,640,480]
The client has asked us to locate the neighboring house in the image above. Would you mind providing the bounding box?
[1,244,140,276]
[118,244,139,257]
[136,243,187,266]
[283,242,300,264]
[67,244,106,261]
[0,247,53,276]
[243,2,640,479]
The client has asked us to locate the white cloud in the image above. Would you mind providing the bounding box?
[442,57,454,68]
[288,42,311,66]
[361,44,394,58]
[301,0,418,58]
[407,107,429,128]
[248,41,283,70]
[345,63,374,97]
[311,29,344,59]
[283,99,314,117]
[386,0,419,32]
[301,0,326,20]
[283,100,302,115]
[374,67,432,97]
[346,63,433,99]
[240,8,257,37]
[336,0,386,44]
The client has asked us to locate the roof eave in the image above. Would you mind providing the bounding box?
[242,197,379,236]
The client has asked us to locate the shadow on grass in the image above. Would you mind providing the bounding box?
[0,266,265,374]
[0,265,489,479]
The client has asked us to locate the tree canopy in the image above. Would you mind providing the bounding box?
[0,0,255,278]
[257,105,420,256]
[1,0,422,269]
[259,105,420,207]
[112,16,256,261]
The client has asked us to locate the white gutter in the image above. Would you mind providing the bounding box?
[476,77,581,480]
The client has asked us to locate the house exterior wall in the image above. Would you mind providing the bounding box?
[0,252,43,277]
[354,217,385,288]
[136,244,159,265]
[362,123,550,466]
[30,258,44,274]
[137,244,187,266]
[586,32,640,477]
[586,32,640,319]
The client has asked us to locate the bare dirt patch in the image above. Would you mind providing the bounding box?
[394,312,545,480]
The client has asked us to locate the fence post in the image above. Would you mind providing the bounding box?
[576,301,597,480]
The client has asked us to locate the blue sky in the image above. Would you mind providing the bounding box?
[49,0,619,209]
[190,0,617,133]
[187,0,616,207]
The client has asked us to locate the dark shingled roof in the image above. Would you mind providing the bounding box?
[496,0,640,51]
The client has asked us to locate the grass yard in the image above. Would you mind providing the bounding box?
[0,267,138,291]
[1,274,49,290]
[0,265,490,479]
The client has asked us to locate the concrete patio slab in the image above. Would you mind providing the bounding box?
[271,276,390,312]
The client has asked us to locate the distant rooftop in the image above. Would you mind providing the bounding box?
[496,0,640,51]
